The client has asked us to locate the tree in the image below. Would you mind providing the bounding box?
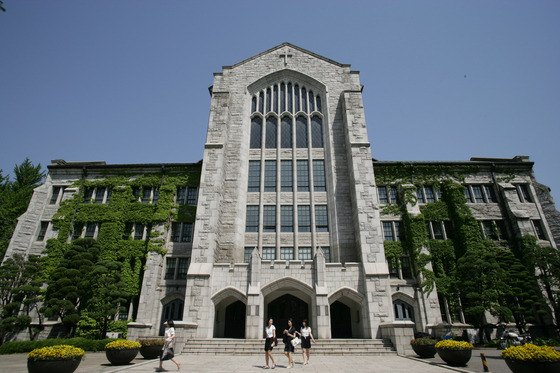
[41,239,99,337]
[0,159,45,260]
[0,254,44,344]
[87,259,127,338]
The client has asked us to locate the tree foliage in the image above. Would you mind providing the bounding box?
[0,254,44,344]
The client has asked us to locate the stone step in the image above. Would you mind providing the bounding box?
[182,339,396,356]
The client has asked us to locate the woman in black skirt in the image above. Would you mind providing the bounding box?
[282,319,297,369]
[264,318,276,369]
[296,319,316,365]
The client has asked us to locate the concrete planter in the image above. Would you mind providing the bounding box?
[436,348,472,366]
[504,359,560,373]
[27,357,82,373]
[105,348,139,365]
[411,343,437,358]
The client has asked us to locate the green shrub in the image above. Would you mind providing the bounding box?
[0,338,116,354]
[533,337,560,347]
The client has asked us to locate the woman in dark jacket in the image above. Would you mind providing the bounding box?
[282,319,297,369]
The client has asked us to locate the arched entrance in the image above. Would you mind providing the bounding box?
[330,301,352,338]
[224,300,246,338]
[267,294,308,332]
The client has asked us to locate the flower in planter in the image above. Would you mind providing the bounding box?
[411,337,437,346]
[435,340,474,350]
[28,345,85,361]
[501,343,560,362]
[105,340,141,350]
[139,339,166,347]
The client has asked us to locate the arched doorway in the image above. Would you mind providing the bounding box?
[267,294,308,333]
[330,301,352,338]
[224,300,246,338]
[159,299,184,336]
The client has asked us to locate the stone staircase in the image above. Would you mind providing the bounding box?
[182,338,396,356]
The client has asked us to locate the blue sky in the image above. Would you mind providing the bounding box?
[1,1,559,202]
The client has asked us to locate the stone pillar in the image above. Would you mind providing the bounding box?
[246,248,263,339]
[314,248,330,339]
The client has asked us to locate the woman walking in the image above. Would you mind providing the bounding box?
[157,320,181,371]
[282,319,297,369]
[264,318,276,369]
[296,319,316,365]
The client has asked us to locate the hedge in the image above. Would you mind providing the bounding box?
[0,337,116,354]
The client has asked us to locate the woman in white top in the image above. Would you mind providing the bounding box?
[296,319,316,365]
[157,320,181,371]
[264,318,276,369]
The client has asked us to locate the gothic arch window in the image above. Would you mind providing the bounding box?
[265,116,277,148]
[250,116,262,149]
[281,116,292,148]
[311,116,323,148]
[296,116,308,148]
[393,300,415,321]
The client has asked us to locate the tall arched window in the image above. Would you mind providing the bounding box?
[296,116,308,148]
[281,116,292,148]
[393,300,415,321]
[250,117,262,148]
[265,117,277,148]
[311,116,323,148]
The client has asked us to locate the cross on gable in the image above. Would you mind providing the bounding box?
[279,49,293,66]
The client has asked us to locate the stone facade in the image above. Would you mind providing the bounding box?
[4,44,560,353]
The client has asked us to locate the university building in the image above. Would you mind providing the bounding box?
[5,44,560,354]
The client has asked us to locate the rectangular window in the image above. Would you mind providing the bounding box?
[484,185,497,203]
[297,160,309,191]
[472,185,485,203]
[496,220,508,240]
[50,186,61,204]
[481,221,497,240]
[315,205,329,232]
[244,247,253,264]
[246,206,259,232]
[394,221,405,241]
[297,205,311,232]
[390,186,399,204]
[264,160,277,192]
[299,247,312,260]
[72,224,83,240]
[171,222,181,242]
[132,187,141,201]
[141,188,151,203]
[313,160,326,192]
[424,186,435,203]
[281,205,294,232]
[464,185,474,202]
[152,188,159,204]
[263,205,276,232]
[388,258,399,278]
[84,187,94,203]
[262,247,276,260]
[533,220,547,240]
[85,223,97,238]
[416,187,425,203]
[123,223,133,240]
[134,224,145,240]
[176,258,189,280]
[176,187,187,205]
[106,188,112,204]
[280,247,294,260]
[181,223,193,242]
[401,257,413,279]
[444,221,454,239]
[94,188,106,203]
[432,221,444,239]
[248,161,261,192]
[187,187,198,206]
[37,221,49,241]
[383,222,394,241]
[281,160,293,192]
[322,247,331,262]
[165,258,176,280]
[517,184,533,203]
[378,186,388,204]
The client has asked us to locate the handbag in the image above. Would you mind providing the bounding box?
[291,337,301,347]
[161,342,174,361]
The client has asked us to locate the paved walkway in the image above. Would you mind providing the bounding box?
[0,349,509,373]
